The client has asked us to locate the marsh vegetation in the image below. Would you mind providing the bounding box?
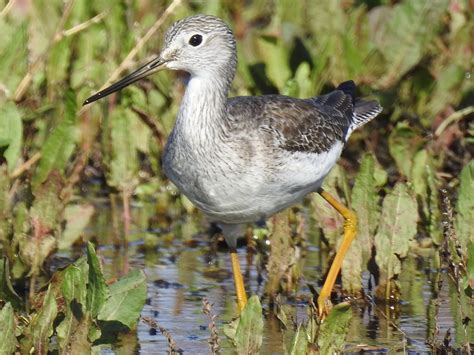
[0,0,473,353]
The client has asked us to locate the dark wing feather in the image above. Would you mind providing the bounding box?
[226,81,382,155]
[227,95,350,154]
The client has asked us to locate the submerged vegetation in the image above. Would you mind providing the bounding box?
[0,0,473,352]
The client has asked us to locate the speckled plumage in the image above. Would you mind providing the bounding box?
[159,16,382,246]
[85,15,382,247]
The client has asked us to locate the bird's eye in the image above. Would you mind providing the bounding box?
[188,34,203,47]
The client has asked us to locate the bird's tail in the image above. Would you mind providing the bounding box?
[337,80,382,135]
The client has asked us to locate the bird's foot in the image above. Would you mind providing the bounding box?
[317,296,333,320]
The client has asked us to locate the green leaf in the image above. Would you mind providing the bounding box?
[63,261,88,307]
[31,285,58,353]
[374,183,418,299]
[411,149,429,202]
[225,295,263,354]
[0,18,28,93]
[345,154,387,294]
[57,262,88,351]
[63,313,93,355]
[286,323,308,355]
[235,296,263,354]
[59,204,95,250]
[411,150,442,245]
[98,269,147,329]
[426,165,442,246]
[33,90,78,187]
[0,103,23,172]
[30,171,64,231]
[428,64,465,116]
[106,108,140,190]
[27,172,64,276]
[388,123,424,179]
[455,160,474,251]
[86,242,109,318]
[317,302,352,353]
[256,35,292,91]
[371,0,448,86]
[0,303,17,354]
[283,62,312,99]
[46,38,73,97]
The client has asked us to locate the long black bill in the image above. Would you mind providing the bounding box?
[83,56,166,105]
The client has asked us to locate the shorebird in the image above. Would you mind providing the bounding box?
[84,14,382,317]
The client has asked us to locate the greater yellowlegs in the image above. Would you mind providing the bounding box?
[84,14,382,317]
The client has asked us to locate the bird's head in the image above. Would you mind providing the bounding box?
[83,15,236,105]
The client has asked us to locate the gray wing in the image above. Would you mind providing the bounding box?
[226,81,382,155]
[227,94,350,155]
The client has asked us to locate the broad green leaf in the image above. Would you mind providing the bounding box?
[345,154,387,294]
[411,149,429,202]
[46,38,73,98]
[0,302,17,354]
[293,62,313,99]
[0,18,28,93]
[455,160,474,251]
[286,323,308,355]
[28,0,61,61]
[283,62,312,99]
[371,0,448,87]
[30,171,64,231]
[449,268,474,346]
[317,302,352,353]
[62,313,93,355]
[31,285,58,353]
[307,1,349,83]
[86,242,109,318]
[225,295,263,354]
[106,108,140,190]
[98,269,147,329]
[256,35,291,91]
[33,90,78,187]
[388,122,424,178]
[63,261,88,307]
[57,262,88,351]
[59,204,95,250]
[27,172,64,276]
[428,64,465,117]
[375,183,418,299]
[0,103,23,172]
[411,150,442,245]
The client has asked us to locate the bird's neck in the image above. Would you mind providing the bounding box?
[174,73,231,140]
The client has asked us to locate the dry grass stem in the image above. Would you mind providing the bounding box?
[141,316,182,354]
[202,298,221,355]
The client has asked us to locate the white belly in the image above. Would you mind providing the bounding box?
[164,140,343,224]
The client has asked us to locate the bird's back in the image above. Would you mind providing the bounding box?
[226,80,382,156]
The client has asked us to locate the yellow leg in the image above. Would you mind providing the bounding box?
[230,249,248,311]
[317,188,357,318]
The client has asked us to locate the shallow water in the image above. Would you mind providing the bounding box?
[78,195,457,354]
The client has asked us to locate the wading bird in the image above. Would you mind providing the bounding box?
[84,14,382,317]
